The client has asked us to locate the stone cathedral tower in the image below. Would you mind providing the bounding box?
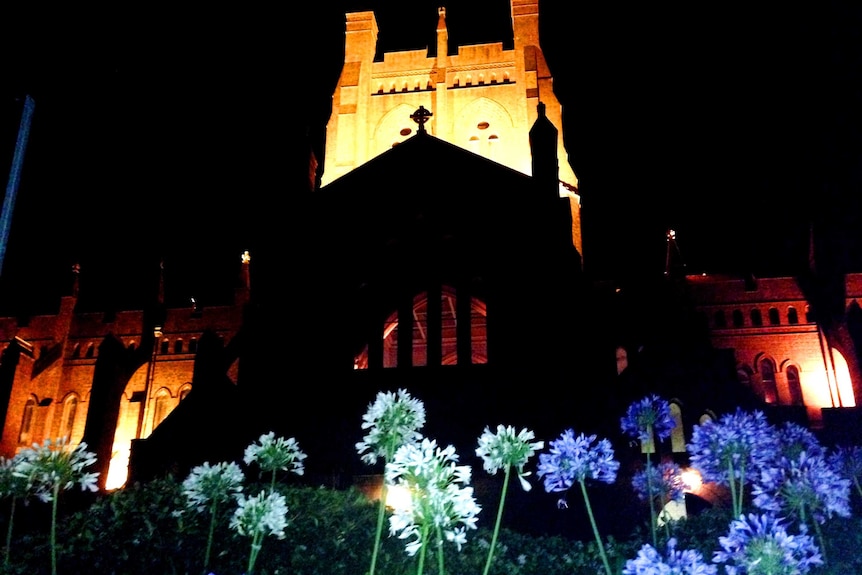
[322,0,582,257]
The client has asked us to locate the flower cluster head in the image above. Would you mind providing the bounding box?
[0,453,37,500]
[623,537,717,575]
[243,432,307,476]
[620,394,676,444]
[536,429,619,494]
[752,449,851,525]
[686,408,778,486]
[713,512,822,575]
[356,388,426,466]
[229,489,288,540]
[475,424,544,491]
[182,461,244,514]
[14,438,99,501]
[773,421,825,462]
[385,438,481,556]
[827,444,862,491]
[632,460,686,504]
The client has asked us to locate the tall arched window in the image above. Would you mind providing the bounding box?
[152,389,172,430]
[355,286,487,369]
[669,401,686,453]
[768,307,780,326]
[760,358,778,403]
[59,394,79,442]
[732,309,744,327]
[786,365,804,406]
[18,396,36,445]
[787,307,799,325]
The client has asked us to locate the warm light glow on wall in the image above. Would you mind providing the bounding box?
[385,483,412,510]
[680,467,702,493]
[105,446,130,490]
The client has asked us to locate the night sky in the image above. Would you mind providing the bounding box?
[1,1,861,315]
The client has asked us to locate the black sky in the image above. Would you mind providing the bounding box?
[1,1,861,315]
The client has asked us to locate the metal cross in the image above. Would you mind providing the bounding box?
[410,105,433,133]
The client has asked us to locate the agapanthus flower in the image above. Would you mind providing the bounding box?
[773,421,825,462]
[356,389,426,465]
[620,394,676,443]
[385,438,481,556]
[476,424,544,491]
[230,489,289,540]
[14,438,99,501]
[243,432,307,476]
[0,453,35,500]
[713,512,822,575]
[827,444,862,499]
[687,409,778,486]
[632,460,686,504]
[536,429,619,493]
[182,461,244,513]
[752,450,851,525]
[623,537,717,575]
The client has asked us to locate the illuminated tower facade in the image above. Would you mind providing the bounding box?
[322,1,582,256]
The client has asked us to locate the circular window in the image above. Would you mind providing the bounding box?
[400,128,412,136]
[477,121,490,130]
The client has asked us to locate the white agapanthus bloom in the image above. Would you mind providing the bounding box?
[356,389,426,465]
[243,432,307,476]
[182,461,244,513]
[475,424,544,491]
[14,438,99,501]
[386,438,481,556]
[230,489,289,540]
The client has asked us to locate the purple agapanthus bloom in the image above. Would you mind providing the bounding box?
[686,408,778,486]
[536,429,619,493]
[623,538,717,575]
[773,421,825,462]
[752,449,851,525]
[828,444,862,498]
[632,460,686,504]
[713,512,822,575]
[620,394,676,443]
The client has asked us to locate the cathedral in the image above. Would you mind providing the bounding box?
[1,0,861,501]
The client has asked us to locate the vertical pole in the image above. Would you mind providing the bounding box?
[0,95,35,277]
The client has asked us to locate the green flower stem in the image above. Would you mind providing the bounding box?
[853,475,862,500]
[811,514,828,565]
[4,495,15,567]
[579,479,612,575]
[737,461,746,518]
[247,536,263,575]
[368,481,388,575]
[416,523,430,575]
[50,483,59,575]
[726,459,739,519]
[270,469,277,493]
[645,449,658,549]
[435,524,445,575]
[204,499,218,575]
[482,465,511,575]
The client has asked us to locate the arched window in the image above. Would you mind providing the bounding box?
[174,339,183,354]
[355,286,487,369]
[805,305,814,323]
[71,344,81,359]
[152,389,172,430]
[59,394,79,442]
[179,384,192,401]
[732,309,744,327]
[787,306,799,325]
[786,365,804,406]
[750,309,763,327]
[768,307,780,326]
[759,357,778,403]
[18,396,36,445]
[85,343,95,358]
[669,401,686,453]
[189,338,198,354]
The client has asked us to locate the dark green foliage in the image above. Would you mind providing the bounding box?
[0,480,860,574]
